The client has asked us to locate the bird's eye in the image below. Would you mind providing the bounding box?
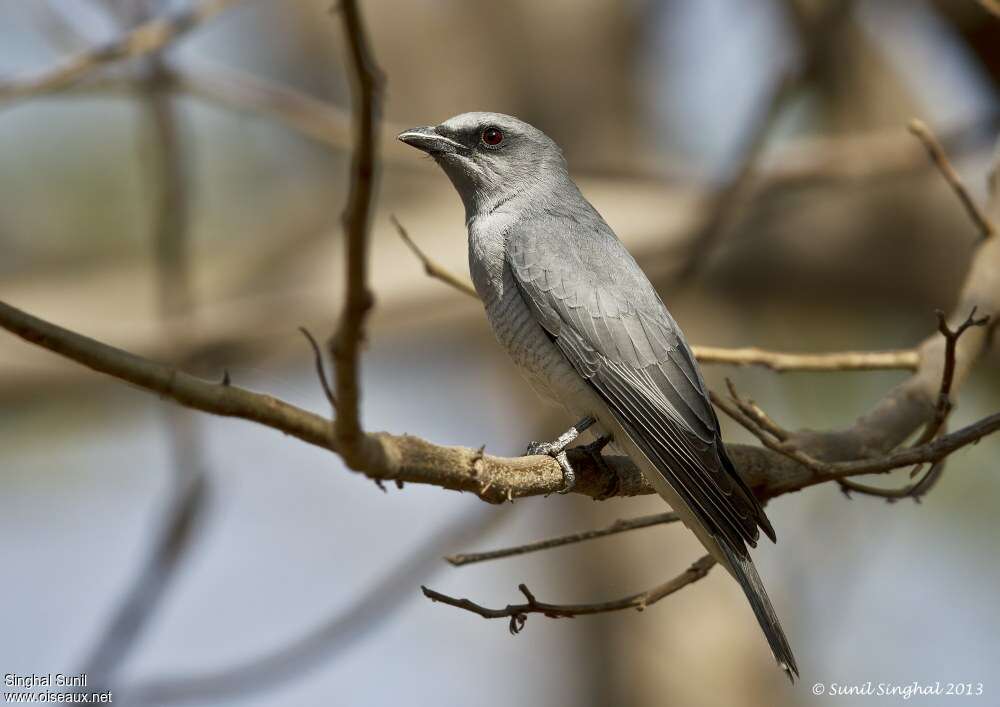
[481,127,504,147]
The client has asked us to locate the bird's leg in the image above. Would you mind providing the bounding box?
[526,416,596,494]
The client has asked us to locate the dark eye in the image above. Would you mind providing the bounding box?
[481,127,504,147]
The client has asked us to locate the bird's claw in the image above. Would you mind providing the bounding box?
[525,416,596,494]
[526,440,556,456]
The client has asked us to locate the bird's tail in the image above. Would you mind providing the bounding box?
[717,540,799,682]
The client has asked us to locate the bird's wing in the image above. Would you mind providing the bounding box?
[506,213,774,552]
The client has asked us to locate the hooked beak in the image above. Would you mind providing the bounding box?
[397,126,465,156]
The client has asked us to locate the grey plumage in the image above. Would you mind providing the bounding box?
[399,112,798,680]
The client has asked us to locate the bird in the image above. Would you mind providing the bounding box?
[398,112,798,680]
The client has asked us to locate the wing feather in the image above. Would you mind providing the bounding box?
[507,214,775,549]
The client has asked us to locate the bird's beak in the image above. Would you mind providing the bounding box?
[397,126,464,155]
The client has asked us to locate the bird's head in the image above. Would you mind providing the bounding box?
[398,112,566,217]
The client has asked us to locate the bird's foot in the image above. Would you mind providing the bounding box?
[526,416,596,494]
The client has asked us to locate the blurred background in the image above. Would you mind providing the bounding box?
[2,0,1000,705]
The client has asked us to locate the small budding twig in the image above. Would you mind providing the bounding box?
[445,511,679,567]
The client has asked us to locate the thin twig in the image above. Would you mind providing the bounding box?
[710,386,828,474]
[423,555,716,631]
[691,345,919,372]
[299,327,337,410]
[328,0,383,469]
[838,459,944,503]
[914,307,990,446]
[446,512,679,567]
[909,119,996,240]
[391,215,478,298]
[0,0,244,104]
[723,378,790,441]
[890,307,990,489]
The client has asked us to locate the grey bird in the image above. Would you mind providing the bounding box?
[399,112,798,680]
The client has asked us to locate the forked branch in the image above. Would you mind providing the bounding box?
[423,555,716,631]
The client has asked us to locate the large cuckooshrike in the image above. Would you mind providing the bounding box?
[399,112,798,680]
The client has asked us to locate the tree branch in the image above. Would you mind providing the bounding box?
[4,297,1000,506]
[391,216,479,298]
[423,555,716,630]
[0,0,244,104]
[909,119,996,240]
[328,0,383,469]
[692,345,919,371]
[445,511,679,567]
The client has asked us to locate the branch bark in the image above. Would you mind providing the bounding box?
[423,555,717,630]
[4,296,1000,506]
[329,0,383,469]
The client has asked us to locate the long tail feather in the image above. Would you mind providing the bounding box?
[718,541,799,681]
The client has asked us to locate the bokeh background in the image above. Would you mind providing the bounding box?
[2,1,1000,705]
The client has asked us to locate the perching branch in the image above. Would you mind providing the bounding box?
[0,0,244,104]
[5,297,1000,504]
[328,0,383,470]
[423,555,716,630]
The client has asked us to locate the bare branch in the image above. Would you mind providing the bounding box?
[446,511,678,567]
[423,555,716,631]
[908,119,996,240]
[914,307,991,446]
[710,386,829,474]
[4,298,1000,505]
[723,378,790,441]
[328,0,383,470]
[391,216,478,298]
[0,0,244,104]
[299,327,337,411]
[692,345,919,372]
[838,459,944,503]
